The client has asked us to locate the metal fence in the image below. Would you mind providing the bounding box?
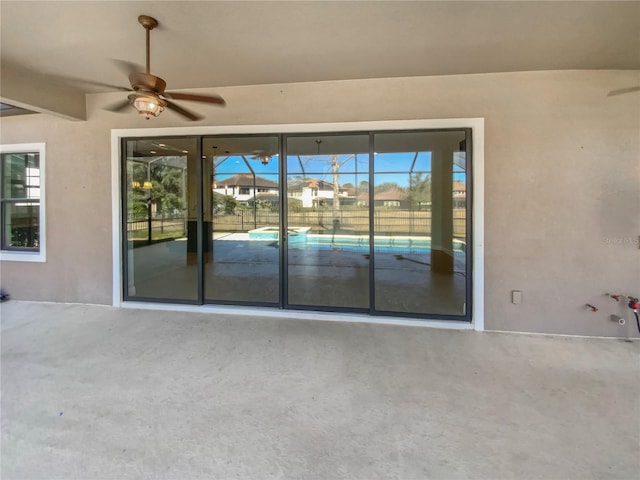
[127,216,187,241]
[127,209,467,239]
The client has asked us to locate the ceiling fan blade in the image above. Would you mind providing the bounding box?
[111,59,145,76]
[105,99,133,113]
[75,79,133,92]
[165,100,203,121]
[164,92,226,106]
[41,73,133,93]
[607,86,640,97]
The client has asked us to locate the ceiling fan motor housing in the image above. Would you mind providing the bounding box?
[129,72,167,95]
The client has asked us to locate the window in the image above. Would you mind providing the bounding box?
[0,143,46,262]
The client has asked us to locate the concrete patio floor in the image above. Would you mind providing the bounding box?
[1,301,638,479]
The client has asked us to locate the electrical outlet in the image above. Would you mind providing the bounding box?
[512,290,522,304]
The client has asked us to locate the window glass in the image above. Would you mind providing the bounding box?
[1,150,42,253]
[372,130,468,316]
[119,130,471,321]
[285,134,370,310]
[123,138,198,301]
[203,136,281,304]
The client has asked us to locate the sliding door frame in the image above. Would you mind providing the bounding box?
[111,119,484,330]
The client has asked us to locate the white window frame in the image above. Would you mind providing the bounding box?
[0,143,46,262]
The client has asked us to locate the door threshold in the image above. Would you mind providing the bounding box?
[121,301,473,330]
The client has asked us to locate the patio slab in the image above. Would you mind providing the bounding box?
[1,301,638,479]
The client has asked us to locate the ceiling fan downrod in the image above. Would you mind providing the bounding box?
[138,15,158,75]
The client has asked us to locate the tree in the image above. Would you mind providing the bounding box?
[375,181,404,192]
[331,155,341,220]
[408,173,431,209]
[223,195,237,214]
[128,162,150,220]
[150,165,184,216]
[357,180,369,193]
[288,197,303,213]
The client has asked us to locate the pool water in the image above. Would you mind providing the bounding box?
[297,234,465,255]
[248,227,465,255]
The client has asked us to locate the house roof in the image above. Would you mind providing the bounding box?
[288,178,335,191]
[355,189,408,203]
[374,188,409,202]
[453,181,466,192]
[0,2,637,120]
[214,174,278,189]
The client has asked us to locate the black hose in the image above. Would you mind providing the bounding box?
[635,311,640,336]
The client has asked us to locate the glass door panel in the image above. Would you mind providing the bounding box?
[124,138,198,301]
[372,131,468,316]
[203,136,280,304]
[285,134,370,309]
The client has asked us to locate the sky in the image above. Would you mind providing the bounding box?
[213,152,466,187]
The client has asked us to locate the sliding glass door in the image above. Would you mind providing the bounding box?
[202,136,280,305]
[123,137,198,301]
[373,131,469,316]
[122,129,471,320]
[285,134,370,310]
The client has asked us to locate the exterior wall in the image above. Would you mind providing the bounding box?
[1,70,638,336]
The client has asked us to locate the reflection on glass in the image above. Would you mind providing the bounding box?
[1,152,40,249]
[286,134,370,309]
[2,153,40,199]
[203,136,280,304]
[373,131,467,316]
[2,202,39,249]
[125,138,198,301]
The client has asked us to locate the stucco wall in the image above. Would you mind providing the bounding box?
[1,70,638,336]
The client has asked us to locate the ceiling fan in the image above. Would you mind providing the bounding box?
[106,15,225,121]
[249,151,278,165]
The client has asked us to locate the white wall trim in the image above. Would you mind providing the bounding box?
[471,119,485,331]
[0,142,46,263]
[111,134,122,306]
[111,118,485,330]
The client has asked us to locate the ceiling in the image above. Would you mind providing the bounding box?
[1,1,638,119]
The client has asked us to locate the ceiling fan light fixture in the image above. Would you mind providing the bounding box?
[130,94,166,119]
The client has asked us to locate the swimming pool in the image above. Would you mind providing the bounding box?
[248,227,465,254]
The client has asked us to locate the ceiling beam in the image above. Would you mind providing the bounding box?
[0,62,86,121]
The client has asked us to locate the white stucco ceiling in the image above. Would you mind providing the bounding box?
[1,1,638,119]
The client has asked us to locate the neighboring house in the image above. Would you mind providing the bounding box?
[453,181,466,209]
[357,184,464,209]
[288,178,353,208]
[373,188,409,208]
[357,188,409,208]
[212,174,279,203]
